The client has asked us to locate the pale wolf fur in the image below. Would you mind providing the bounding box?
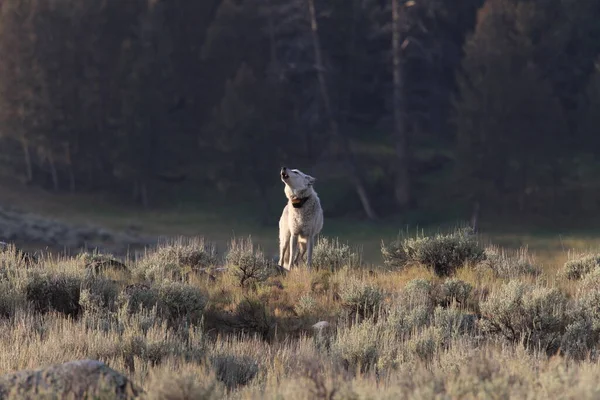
[278,166,323,270]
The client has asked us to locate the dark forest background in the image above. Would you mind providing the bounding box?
[0,0,599,227]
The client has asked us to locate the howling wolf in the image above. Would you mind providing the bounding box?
[278,166,323,270]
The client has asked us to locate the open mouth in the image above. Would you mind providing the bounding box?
[281,172,289,180]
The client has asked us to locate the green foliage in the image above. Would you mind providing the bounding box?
[382,228,484,276]
[454,0,569,211]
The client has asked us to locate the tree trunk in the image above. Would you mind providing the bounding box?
[63,142,75,193]
[392,0,410,209]
[47,150,59,192]
[470,199,480,233]
[140,181,149,209]
[132,180,139,203]
[20,136,33,183]
[306,0,378,220]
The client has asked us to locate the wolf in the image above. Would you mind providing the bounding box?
[278,166,323,270]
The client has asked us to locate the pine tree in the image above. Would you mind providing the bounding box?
[454,0,568,212]
[202,63,288,222]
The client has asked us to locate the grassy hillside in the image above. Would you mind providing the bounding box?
[0,228,600,397]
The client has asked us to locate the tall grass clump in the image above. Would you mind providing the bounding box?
[135,237,218,282]
[311,237,362,271]
[478,246,541,278]
[381,228,484,276]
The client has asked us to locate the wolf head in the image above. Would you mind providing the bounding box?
[280,166,316,198]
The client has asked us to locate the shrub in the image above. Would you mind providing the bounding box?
[310,270,331,294]
[157,281,207,326]
[388,279,435,335]
[437,279,473,307]
[225,237,273,288]
[0,281,24,318]
[233,297,272,339]
[401,326,441,364]
[79,275,120,314]
[136,237,218,282]
[479,281,570,354]
[339,278,384,320]
[403,279,435,307]
[25,272,82,318]
[561,253,600,280]
[79,251,129,276]
[332,319,384,373]
[311,237,362,271]
[381,228,484,276]
[561,275,600,360]
[294,294,318,318]
[118,283,159,314]
[210,354,259,390]
[477,246,541,278]
[578,268,600,294]
[560,319,599,360]
[432,306,477,343]
[146,366,224,400]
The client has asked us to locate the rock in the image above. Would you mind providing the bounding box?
[0,359,142,399]
[312,321,330,331]
[0,205,154,256]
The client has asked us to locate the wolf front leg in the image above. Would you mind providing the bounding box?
[295,241,307,266]
[279,232,290,270]
[288,234,299,269]
[306,236,315,269]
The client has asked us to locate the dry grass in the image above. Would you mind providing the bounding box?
[0,229,599,398]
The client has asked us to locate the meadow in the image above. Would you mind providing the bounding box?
[1,224,600,398]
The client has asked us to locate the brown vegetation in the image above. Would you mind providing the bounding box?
[0,229,597,397]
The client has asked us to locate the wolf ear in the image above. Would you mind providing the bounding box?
[306,175,316,186]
